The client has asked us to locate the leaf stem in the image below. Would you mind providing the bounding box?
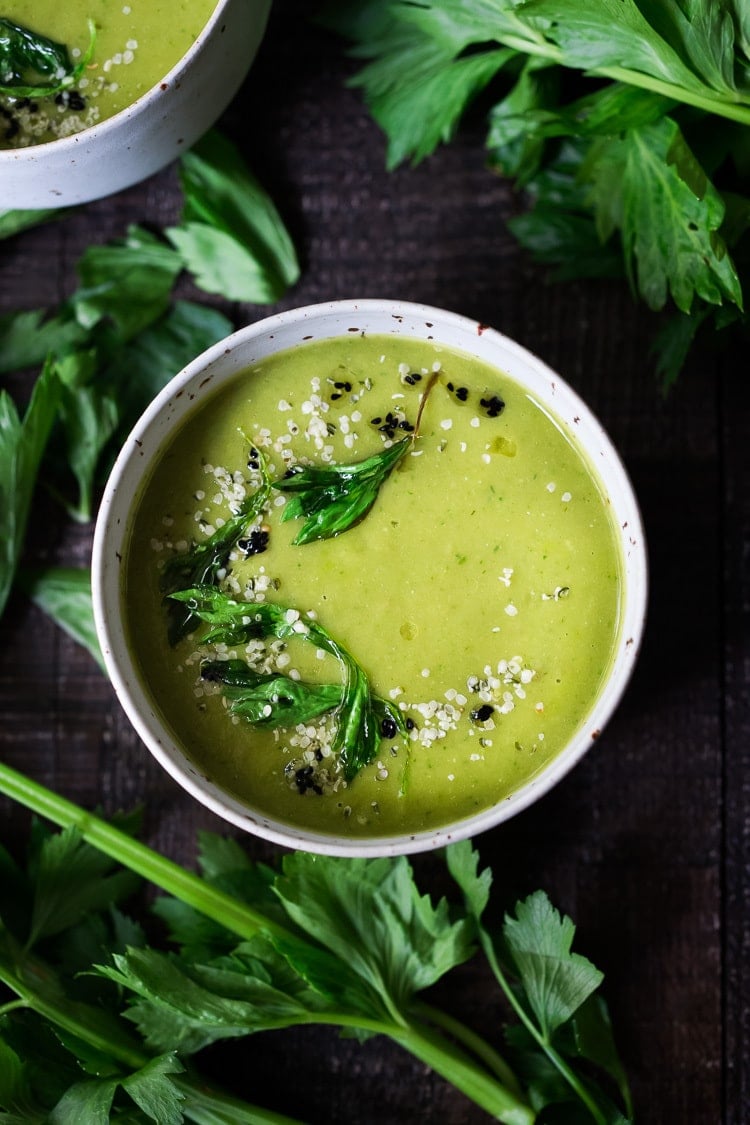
[390,1018,535,1125]
[175,1074,304,1125]
[0,997,27,1017]
[496,33,750,126]
[0,761,292,944]
[0,962,148,1071]
[477,930,607,1125]
[412,998,524,1097]
[286,1010,533,1124]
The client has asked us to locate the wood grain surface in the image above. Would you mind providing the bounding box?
[1,4,747,1122]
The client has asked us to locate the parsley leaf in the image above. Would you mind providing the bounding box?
[586,117,743,313]
[503,891,603,1039]
[447,840,632,1124]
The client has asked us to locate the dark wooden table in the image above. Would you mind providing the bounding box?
[1,4,748,1122]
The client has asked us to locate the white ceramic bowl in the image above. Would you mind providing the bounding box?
[1,0,270,208]
[93,300,648,856]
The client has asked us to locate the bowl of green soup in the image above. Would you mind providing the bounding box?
[1,0,270,207]
[93,300,647,855]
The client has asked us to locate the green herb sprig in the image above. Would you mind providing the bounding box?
[0,18,96,98]
[170,586,406,778]
[277,436,411,543]
[277,368,440,543]
[0,763,635,1125]
[200,658,345,726]
[160,447,272,644]
[325,0,750,385]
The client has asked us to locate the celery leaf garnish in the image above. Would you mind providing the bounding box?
[169,586,407,779]
[276,437,411,544]
[161,451,271,645]
[0,18,95,99]
[200,659,344,727]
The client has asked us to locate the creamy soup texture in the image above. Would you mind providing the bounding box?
[125,335,623,838]
[0,1,216,147]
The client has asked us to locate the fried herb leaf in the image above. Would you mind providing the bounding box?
[200,659,344,727]
[160,454,272,646]
[277,437,411,544]
[169,586,406,779]
[0,18,94,98]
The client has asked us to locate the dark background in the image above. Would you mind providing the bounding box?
[1,3,748,1122]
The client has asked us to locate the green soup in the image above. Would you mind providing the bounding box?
[1,0,216,148]
[125,335,623,838]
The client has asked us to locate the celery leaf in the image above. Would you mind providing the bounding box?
[503,891,603,1038]
[275,852,474,1012]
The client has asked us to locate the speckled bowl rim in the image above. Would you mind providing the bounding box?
[0,0,235,159]
[92,299,648,856]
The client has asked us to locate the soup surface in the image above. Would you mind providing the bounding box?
[125,335,623,838]
[0,1,216,148]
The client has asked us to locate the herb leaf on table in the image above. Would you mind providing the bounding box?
[167,130,301,303]
[0,357,61,619]
[0,769,634,1124]
[447,840,633,1124]
[18,567,104,672]
[0,208,70,241]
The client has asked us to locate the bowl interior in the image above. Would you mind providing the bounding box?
[93,300,647,856]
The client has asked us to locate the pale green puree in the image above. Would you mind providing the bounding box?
[1,0,216,147]
[125,336,623,838]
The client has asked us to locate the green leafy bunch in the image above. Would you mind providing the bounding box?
[0,817,297,1124]
[0,761,635,1124]
[0,130,300,627]
[324,0,750,386]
